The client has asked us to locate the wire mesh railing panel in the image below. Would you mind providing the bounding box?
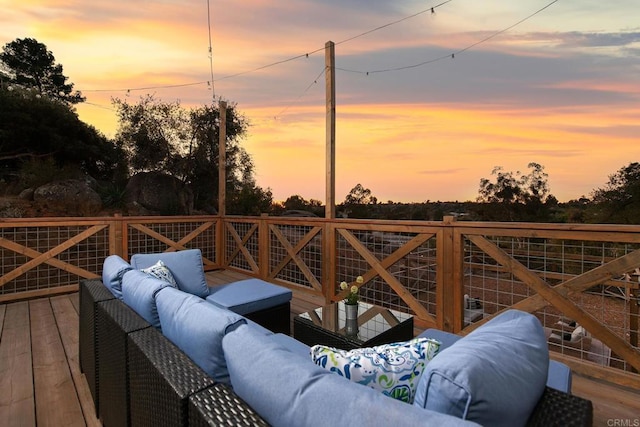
[224,221,259,272]
[463,234,640,373]
[126,220,216,264]
[0,224,109,295]
[335,228,438,318]
[269,224,322,289]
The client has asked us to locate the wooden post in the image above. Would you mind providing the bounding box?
[217,101,227,267]
[630,286,639,372]
[218,101,227,217]
[324,41,336,304]
[259,214,269,280]
[325,41,336,220]
[109,213,124,258]
[438,215,462,332]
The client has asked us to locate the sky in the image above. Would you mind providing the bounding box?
[2,0,639,203]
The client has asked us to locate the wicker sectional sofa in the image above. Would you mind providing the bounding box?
[79,250,593,427]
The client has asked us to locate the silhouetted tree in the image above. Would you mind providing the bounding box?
[0,86,123,188]
[0,38,84,105]
[590,162,640,224]
[341,184,378,218]
[113,95,271,214]
[476,163,554,221]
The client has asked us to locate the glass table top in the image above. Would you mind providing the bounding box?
[297,301,413,342]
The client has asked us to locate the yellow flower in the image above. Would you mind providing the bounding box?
[340,277,361,305]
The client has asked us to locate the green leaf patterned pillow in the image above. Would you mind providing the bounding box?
[310,337,440,403]
[141,259,178,288]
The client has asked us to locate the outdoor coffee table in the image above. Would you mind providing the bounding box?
[293,301,414,350]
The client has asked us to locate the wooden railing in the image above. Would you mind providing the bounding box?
[1,214,639,387]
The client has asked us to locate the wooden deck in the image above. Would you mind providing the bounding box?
[1,270,639,426]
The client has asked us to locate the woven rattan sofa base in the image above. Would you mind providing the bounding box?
[188,383,268,427]
[244,301,291,335]
[97,298,151,427]
[526,386,593,427]
[79,278,116,413]
[128,326,213,426]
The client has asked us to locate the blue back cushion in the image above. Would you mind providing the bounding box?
[156,287,246,384]
[414,310,549,427]
[222,324,477,427]
[121,270,171,329]
[417,328,572,394]
[102,255,133,299]
[130,249,209,298]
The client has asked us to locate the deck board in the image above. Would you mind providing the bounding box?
[30,298,85,427]
[0,271,638,426]
[0,302,35,427]
[49,295,101,427]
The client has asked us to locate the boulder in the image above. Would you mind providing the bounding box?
[124,171,193,215]
[19,188,35,201]
[34,179,102,216]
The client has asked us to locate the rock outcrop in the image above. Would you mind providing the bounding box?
[124,171,193,215]
[33,179,103,216]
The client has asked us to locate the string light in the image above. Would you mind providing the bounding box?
[80,1,452,94]
[207,0,215,99]
[79,1,558,121]
[338,0,559,75]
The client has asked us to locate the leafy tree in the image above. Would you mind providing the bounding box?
[0,86,124,189]
[344,183,377,205]
[590,162,640,224]
[281,195,324,215]
[341,184,378,218]
[113,95,270,214]
[0,38,85,105]
[476,163,554,221]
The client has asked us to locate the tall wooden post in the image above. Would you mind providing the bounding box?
[218,101,227,217]
[325,41,336,220]
[324,41,337,304]
[217,101,227,267]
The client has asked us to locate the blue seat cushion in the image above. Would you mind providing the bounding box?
[156,287,246,384]
[206,278,292,316]
[102,255,133,299]
[121,270,172,329]
[130,249,209,298]
[222,324,477,427]
[414,310,549,427]
[547,360,572,393]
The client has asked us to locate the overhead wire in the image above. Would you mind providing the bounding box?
[78,0,558,119]
[80,1,453,94]
[339,0,559,75]
[274,67,327,120]
[207,0,215,99]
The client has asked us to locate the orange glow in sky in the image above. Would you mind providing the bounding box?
[2,0,639,203]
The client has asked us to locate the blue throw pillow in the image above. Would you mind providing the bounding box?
[311,338,440,403]
[413,310,549,427]
[101,255,133,299]
[156,287,246,384]
[140,259,178,288]
[130,249,209,297]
